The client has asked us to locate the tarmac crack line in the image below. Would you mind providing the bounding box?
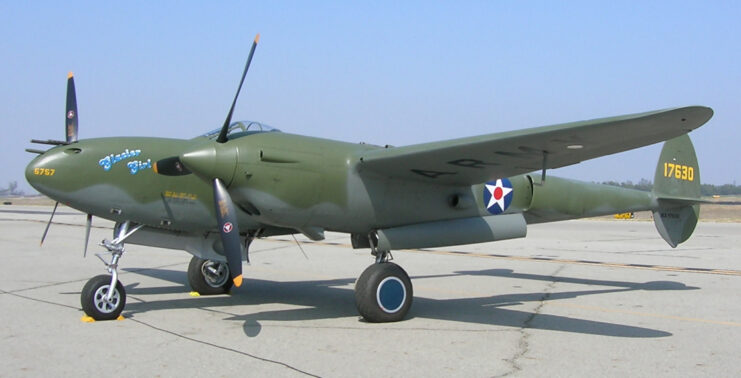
[3,262,188,294]
[0,287,320,377]
[499,265,565,377]
[0,288,79,310]
[127,317,321,378]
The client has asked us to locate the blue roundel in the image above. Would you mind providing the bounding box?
[376,277,406,313]
[483,178,514,215]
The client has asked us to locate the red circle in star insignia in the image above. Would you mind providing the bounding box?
[494,187,503,200]
[223,222,233,233]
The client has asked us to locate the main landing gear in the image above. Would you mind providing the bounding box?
[186,229,260,295]
[80,221,143,320]
[354,236,413,322]
[79,224,413,322]
[187,256,233,295]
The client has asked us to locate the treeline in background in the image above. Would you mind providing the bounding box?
[601,179,741,196]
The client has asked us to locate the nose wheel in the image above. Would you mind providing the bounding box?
[81,274,126,320]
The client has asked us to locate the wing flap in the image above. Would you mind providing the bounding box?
[357,106,713,185]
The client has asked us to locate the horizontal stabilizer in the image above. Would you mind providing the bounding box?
[655,196,711,207]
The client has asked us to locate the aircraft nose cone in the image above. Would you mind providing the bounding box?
[180,144,238,184]
[25,149,66,195]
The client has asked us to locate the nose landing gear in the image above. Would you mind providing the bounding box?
[80,221,143,321]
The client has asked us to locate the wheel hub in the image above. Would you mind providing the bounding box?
[92,285,120,314]
[201,260,229,288]
[376,276,406,313]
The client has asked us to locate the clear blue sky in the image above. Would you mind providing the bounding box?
[2,1,739,193]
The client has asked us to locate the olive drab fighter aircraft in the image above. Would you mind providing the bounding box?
[26,35,713,322]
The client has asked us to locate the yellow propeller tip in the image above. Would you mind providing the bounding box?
[67,71,74,79]
[233,275,243,287]
[254,33,260,44]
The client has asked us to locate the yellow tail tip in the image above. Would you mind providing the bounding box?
[254,33,260,44]
[234,275,243,287]
[67,71,74,79]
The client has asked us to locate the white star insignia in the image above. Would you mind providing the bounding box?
[485,179,513,212]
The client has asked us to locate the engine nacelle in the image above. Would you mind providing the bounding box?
[376,213,527,250]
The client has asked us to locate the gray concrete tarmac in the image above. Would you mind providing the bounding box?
[1,205,739,377]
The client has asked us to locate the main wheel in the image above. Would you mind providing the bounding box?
[81,274,126,320]
[188,256,234,295]
[354,262,413,322]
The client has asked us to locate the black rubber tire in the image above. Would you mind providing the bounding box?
[354,262,413,322]
[187,256,234,295]
[81,274,126,320]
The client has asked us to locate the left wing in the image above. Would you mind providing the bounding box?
[356,106,713,185]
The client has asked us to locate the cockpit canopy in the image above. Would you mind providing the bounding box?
[201,121,281,140]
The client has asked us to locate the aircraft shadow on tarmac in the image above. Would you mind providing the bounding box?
[121,267,698,339]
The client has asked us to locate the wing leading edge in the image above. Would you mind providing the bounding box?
[356,106,713,186]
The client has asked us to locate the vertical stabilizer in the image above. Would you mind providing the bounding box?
[651,134,701,247]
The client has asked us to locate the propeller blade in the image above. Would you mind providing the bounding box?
[217,33,260,143]
[40,202,59,246]
[152,156,192,176]
[65,72,78,143]
[83,214,92,257]
[213,178,243,287]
